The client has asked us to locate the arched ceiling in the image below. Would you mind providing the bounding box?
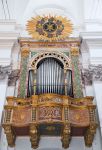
[0,0,84,25]
[0,0,102,37]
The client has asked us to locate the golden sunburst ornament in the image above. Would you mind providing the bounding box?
[26,15,73,41]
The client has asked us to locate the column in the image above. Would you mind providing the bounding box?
[18,45,29,98]
[70,46,83,98]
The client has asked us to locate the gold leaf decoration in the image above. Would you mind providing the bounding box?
[26,15,73,41]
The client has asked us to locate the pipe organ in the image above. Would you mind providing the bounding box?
[28,57,73,96]
[2,38,97,149]
[37,57,64,95]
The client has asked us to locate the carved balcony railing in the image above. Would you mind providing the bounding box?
[2,94,97,149]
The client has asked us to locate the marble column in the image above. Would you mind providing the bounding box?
[70,46,83,98]
[18,45,29,98]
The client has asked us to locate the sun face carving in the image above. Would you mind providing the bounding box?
[26,15,73,41]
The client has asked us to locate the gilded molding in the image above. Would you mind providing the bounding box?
[19,37,80,48]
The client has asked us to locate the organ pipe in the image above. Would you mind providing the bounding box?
[28,70,34,96]
[66,70,73,96]
[36,57,64,94]
[28,57,73,97]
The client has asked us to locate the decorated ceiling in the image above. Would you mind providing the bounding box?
[0,0,102,36]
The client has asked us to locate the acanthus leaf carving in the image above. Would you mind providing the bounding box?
[82,65,102,85]
[0,65,11,80]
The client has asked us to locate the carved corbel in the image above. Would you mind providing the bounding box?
[3,124,15,147]
[84,123,97,147]
[61,123,71,149]
[29,124,39,149]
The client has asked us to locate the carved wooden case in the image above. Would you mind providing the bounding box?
[2,94,97,149]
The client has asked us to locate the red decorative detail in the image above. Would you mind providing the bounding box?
[38,106,62,121]
[12,107,31,126]
[69,109,90,127]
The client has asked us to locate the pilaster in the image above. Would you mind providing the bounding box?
[70,46,83,98]
[18,45,30,98]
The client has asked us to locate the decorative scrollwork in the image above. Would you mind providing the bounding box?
[38,106,62,121]
[30,52,71,69]
[38,95,63,103]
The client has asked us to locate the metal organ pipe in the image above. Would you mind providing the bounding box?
[28,57,73,97]
[28,70,34,96]
[66,70,73,96]
[53,59,55,93]
[36,57,64,94]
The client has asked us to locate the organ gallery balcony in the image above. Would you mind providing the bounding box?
[2,94,97,149]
